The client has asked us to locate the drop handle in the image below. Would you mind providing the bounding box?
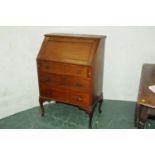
[87,70,92,77]
[76,96,83,101]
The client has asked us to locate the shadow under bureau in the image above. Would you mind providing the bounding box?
[36,33,106,128]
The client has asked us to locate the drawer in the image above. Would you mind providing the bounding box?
[39,73,91,92]
[39,85,92,111]
[40,86,69,102]
[37,61,92,78]
[69,91,91,107]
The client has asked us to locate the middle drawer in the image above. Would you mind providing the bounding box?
[39,73,91,92]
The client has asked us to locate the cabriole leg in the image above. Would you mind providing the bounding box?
[39,97,45,116]
[88,104,97,129]
[98,93,103,113]
[88,112,93,129]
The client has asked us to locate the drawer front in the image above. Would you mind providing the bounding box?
[40,86,69,102]
[39,73,91,92]
[38,61,91,78]
[39,85,92,111]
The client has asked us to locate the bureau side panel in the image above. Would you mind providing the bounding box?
[92,38,106,103]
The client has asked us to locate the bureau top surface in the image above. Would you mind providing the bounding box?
[45,33,106,39]
[138,64,155,108]
[37,33,106,66]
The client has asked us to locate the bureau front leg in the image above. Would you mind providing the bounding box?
[88,112,93,129]
[39,97,45,116]
[98,93,103,113]
[88,104,97,129]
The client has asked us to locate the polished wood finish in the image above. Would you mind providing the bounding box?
[135,64,155,128]
[39,73,90,92]
[38,61,89,78]
[37,33,106,128]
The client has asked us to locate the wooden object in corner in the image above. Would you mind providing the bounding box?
[36,33,106,128]
[135,64,155,128]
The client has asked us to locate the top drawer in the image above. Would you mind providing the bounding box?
[37,61,92,78]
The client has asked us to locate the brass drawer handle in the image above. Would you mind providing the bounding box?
[88,71,91,77]
[76,96,82,101]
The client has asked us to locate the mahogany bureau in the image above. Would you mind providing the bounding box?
[36,33,106,128]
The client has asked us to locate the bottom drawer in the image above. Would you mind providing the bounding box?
[40,86,92,111]
[40,86,69,102]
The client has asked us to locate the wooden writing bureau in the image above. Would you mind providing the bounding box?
[36,33,106,128]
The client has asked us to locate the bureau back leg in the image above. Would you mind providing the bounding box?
[98,93,103,113]
[138,106,148,129]
[39,97,45,116]
[135,103,140,127]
